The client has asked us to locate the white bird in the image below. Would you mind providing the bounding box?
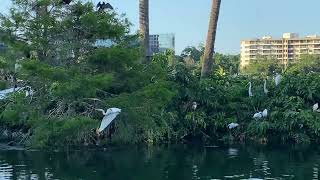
[275,73,282,86]
[0,87,22,100]
[248,82,253,97]
[313,103,318,111]
[253,112,263,119]
[0,86,34,100]
[313,103,320,112]
[95,108,121,133]
[24,86,34,97]
[263,79,269,94]
[262,109,268,117]
[227,123,239,129]
[192,102,198,110]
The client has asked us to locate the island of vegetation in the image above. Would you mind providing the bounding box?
[0,0,320,149]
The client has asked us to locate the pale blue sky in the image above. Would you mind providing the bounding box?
[1,0,320,54]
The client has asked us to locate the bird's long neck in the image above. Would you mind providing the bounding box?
[96,109,106,115]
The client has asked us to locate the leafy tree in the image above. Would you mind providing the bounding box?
[0,0,130,65]
[215,53,240,75]
[241,57,282,76]
[0,0,141,148]
[287,55,320,73]
[181,45,204,62]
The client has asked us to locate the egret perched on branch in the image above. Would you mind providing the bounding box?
[95,108,121,135]
[275,73,282,86]
[192,102,198,110]
[248,82,253,97]
[0,87,22,100]
[0,86,34,100]
[313,103,320,112]
[253,109,268,119]
[24,86,34,97]
[263,79,269,94]
[253,112,263,119]
[262,109,268,117]
[227,123,239,129]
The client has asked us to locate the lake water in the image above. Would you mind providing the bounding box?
[0,144,319,180]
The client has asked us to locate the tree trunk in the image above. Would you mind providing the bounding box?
[139,0,151,62]
[201,0,221,78]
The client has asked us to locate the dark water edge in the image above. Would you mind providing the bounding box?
[0,143,319,180]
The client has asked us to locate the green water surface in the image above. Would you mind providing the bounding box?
[0,144,319,180]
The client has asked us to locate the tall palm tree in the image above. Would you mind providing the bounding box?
[201,0,221,78]
[139,0,150,61]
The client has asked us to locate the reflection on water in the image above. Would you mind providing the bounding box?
[0,144,319,179]
[228,148,239,157]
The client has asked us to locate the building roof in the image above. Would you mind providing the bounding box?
[241,33,320,42]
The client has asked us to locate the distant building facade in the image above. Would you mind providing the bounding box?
[149,34,175,55]
[93,34,175,55]
[240,33,320,70]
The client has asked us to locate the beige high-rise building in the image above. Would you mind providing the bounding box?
[240,33,320,70]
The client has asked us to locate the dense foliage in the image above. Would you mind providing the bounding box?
[0,0,320,149]
[180,45,240,75]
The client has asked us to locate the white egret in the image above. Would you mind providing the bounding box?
[248,82,253,97]
[227,123,239,129]
[253,112,263,119]
[262,109,268,117]
[275,73,282,86]
[313,103,318,111]
[24,86,34,97]
[263,79,269,94]
[95,108,121,134]
[313,103,320,112]
[192,102,198,110]
[0,87,22,100]
[0,86,34,100]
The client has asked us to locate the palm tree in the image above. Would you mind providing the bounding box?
[201,0,221,78]
[139,0,150,61]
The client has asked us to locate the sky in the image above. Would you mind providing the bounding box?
[1,0,320,55]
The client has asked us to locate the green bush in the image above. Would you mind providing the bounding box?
[31,117,97,148]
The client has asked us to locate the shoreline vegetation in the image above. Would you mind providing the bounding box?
[0,1,320,149]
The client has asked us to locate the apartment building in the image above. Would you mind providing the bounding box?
[240,33,320,70]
